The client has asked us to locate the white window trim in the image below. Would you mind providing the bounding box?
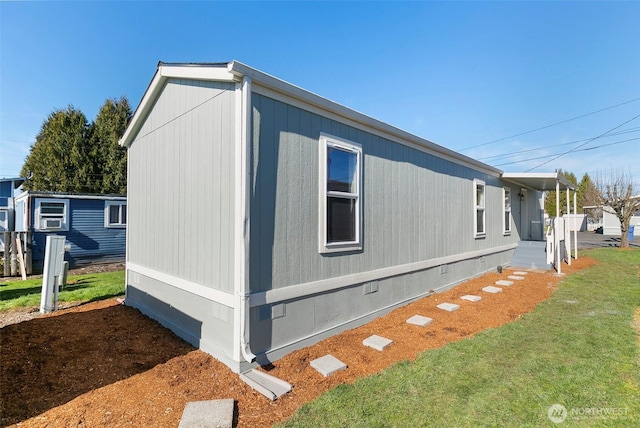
[104,201,127,228]
[34,198,70,232]
[318,133,362,253]
[474,179,486,238]
[503,187,512,235]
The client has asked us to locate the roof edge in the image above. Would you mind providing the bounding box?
[227,61,503,176]
[502,172,577,191]
[120,60,503,176]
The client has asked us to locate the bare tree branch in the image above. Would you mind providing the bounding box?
[595,169,640,248]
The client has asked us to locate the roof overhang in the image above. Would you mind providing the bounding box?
[501,172,577,192]
[17,191,126,201]
[119,62,236,148]
[118,61,503,176]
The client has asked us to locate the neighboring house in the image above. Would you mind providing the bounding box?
[119,61,576,373]
[0,177,25,252]
[601,197,640,236]
[564,214,587,232]
[13,191,126,271]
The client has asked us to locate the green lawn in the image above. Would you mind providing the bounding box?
[0,270,125,312]
[280,248,640,427]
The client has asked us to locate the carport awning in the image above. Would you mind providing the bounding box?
[501,172,577,192]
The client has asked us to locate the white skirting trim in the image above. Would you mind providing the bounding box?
[127,262,234,308]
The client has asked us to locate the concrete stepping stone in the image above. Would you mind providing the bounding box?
[482,286,503,294]
[310,354,347,377]
[406,314,433,326]
[495,280,514,286]
[239,368,292,400]
[513,271,528,276]
[437,302,460,312]
[508,275,525,281]
[460,295,481,302]
[363,334,393,351]
[179,399,234,428]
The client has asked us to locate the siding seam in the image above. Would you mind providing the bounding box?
[249,243,517,306]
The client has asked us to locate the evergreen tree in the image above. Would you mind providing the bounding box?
[20,97,131,194]
[577,173,601,213]
[92,97,131,194]
[20,106,96,192]
[544,170,578,216]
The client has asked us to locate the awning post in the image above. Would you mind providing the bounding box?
[566,186,571,266]
[573,190,578,260]
[556,181,561,274]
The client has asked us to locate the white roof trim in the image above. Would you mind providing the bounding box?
[228,61,501,176]
[161,64,237,82]
[120,63,236,147]
[120,68,164,147]
[120,60,502,175]
[501,172,577,191]
[16,191,126,201]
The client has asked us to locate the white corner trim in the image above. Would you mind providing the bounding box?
[249,244,517,307]
[127,262,234,308]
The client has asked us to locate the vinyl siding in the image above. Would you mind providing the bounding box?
[127,78,237,292]
[250,93,519,293]
[30,198,125,268]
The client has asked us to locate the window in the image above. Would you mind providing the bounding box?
[105,201,127,227]
[319,134,362,253]
[474,180,485,237]
[35,198,69,231]
[503,187,511,234]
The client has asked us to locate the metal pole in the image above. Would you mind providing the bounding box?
[574,191,578,260]
[566,187,571,266]
[556,181,561,274]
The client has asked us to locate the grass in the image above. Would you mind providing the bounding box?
[0,270,125,312]
[279,248,640,427]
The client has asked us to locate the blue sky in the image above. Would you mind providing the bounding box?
[1,1,639,183]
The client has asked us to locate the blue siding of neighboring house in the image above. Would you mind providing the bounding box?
[0,181,11,207]
[30,198,126,270]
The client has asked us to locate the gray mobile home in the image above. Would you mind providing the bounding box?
[120,61,575,373]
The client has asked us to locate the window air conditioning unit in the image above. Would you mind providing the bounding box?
[42,218,63,230]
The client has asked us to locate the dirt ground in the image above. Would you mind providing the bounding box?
[0,263,126,329]
[1,258,597,427]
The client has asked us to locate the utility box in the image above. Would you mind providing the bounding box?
[40,235,66,313]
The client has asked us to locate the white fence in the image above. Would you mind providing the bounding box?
[546,217,569,270]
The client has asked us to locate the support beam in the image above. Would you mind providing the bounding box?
[556,181,561,275]
[573,191,578,260]
[566,187,571,266]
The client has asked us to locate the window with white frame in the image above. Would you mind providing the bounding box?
[35,198,70,231]
[503,187,511,234]
[105,201,127,228]
[474,179,485,237]
[319,134,362,253]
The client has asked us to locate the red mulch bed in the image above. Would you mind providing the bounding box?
[1,258,596,427]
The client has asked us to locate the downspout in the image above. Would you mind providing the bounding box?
[239,75,256,363]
